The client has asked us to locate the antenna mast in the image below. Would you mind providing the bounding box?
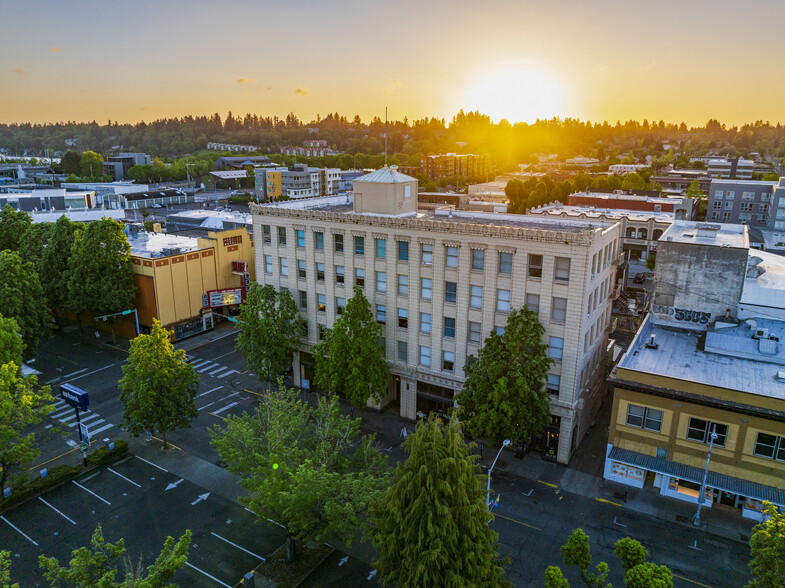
[384,106,388,167]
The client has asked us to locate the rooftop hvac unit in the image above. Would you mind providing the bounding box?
[754,328,769,339]
[161,247,181,257]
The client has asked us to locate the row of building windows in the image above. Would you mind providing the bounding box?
[624,404,785,462]
[261,226,579,282]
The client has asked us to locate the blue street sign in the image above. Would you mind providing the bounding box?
[60,383,89,411]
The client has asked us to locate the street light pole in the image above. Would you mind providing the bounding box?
[487,439,510,509]
[692,424,718,526]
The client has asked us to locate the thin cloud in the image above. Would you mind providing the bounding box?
[47,47,61,53]
[11,67,25,76]
[294,87,309,96]
[266,86,273,91]
[237,77,256,84]
[383,80,401,95]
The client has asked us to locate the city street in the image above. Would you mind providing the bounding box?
[8,327,753,587]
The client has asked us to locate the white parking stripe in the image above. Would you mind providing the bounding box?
[90,423,115,435]
[38,497,76,525]
[210,532,265,560]
[64,363,114,383]
[185,562,231,587]
[212,402,238,415]
[207,366,229,377]
[72,481,111,504]
[135,455,167,472]
[197,385,224,398]
[107,468,141,488]
[216,369,240,379]
[198,401,218,412]
[196,363,218,373]
[1,515,38,546]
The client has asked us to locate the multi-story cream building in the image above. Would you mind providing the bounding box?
[250,167,621,463]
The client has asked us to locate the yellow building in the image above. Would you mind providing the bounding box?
[129,227,255,341]
[604,314,785,521]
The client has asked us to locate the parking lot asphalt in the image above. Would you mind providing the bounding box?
[2,456,285,587]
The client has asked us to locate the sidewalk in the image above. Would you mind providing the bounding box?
[346,396,756,547]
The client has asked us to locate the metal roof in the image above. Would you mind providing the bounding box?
[608,446,785,505]
[354,166,416,184]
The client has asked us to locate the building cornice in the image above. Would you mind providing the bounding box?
[250,203,599,246]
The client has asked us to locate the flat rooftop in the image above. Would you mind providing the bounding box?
[251,194,614,234]
[528,204,673,223]
[619,316,785,401]
[741,250,785,309]
[660,220,748,248]
[128,232,200,258]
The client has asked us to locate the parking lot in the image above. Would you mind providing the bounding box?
[2,456,285,586]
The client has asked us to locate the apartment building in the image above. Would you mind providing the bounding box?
[707,178,779,227]
[707,156,754,180]
[605,221,785,520]
[254,164,341,201]
[421,153,490,181]
[250,166,621,464]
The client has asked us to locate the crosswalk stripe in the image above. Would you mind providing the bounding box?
[196,363,218,373]
[90,423,114,435]
[217,369,240,379]
[78,414,102,424]
[59,413,79,423]
[69,418,104,428]
[51,407,75,418]
[207,366,229,377]
[190,359,211,369]
[52,399,66,407]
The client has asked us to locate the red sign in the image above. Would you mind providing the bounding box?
[232,260,248,273]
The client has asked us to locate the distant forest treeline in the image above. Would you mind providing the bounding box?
[2,111,785,172]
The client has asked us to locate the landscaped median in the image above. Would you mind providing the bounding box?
[0,440,129,513]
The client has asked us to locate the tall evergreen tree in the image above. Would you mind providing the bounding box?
[455,306,552,448]
[119,320,199,449]
[371,417,510,587]
[235,284,304,385]
[313,286,389,412]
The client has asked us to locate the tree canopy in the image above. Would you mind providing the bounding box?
[313,286,389,412]
[79,150,103,179]
[747,502,785,588]
[0,314,24,367]
[119,319,199,448]
[41,216,84,314]
[39,525,191,588]
[235,284,304,384]
[67,218,136,319]
[455,306,552,447]
[0,361,54,492]
[0,250,52,358]
[210,380,390,557]
[371,416,510,587]
[0,204,32,253]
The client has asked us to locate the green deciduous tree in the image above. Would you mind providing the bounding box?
[0,204,32,252]
[60,150,82,176]
[41,217,83,317]
[39,525,191,588]
[545,566,571,588]
[560,529,610,587]
[18,222,51,269]
[211,380,390,561]
[79,150,103,179]
[0,362,54,492]
[685,179,703,200]
[748,502,785,588]
[0,251,51,358]
[621,172,647,191]
[313,287,389,412]
[236,284,304,385]
[1,550,20,588]
[119,320,200,449]
[371,416,510,587]
[0,314,24,367]
[455,306,552,448]
[614,537,648,571]
[623,563,673,588]
[67,218,136,332]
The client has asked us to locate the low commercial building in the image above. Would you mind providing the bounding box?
[165,209,253,235]
[421,153,490,181]
[605,221,785,520]
[103,153,151,180]
[608,164,648,174]
[254,164,341,201]
[568,191,695,220]
[129,227,255,341]
[251,166,622,464]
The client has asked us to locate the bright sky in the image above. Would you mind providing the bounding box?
[3,0,785,127]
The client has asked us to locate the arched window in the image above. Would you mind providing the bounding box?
[638,229,648,239]
[626,227,637,238]
[653,229,663,240]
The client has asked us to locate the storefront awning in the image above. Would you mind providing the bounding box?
[608,446,785,505]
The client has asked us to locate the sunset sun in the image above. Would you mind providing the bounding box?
[464,66,564,123]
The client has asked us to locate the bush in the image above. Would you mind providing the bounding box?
[88,440,129,467]
[228,195,253,203]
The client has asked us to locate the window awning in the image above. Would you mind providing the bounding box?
[608,446,785,505]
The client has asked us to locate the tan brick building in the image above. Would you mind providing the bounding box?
[250,167,621,463]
